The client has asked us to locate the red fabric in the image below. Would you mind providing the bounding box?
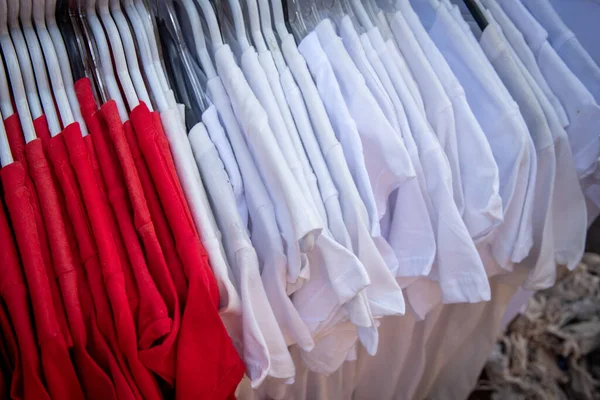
[82,134,140,322]
[1,162,84,400]
[99,98,180,382]
[61,122,162,400]
[0,302,13,399]
[131,103,244,399]
[123,118,188,307]
[26,120,117,400]
[77,93,171,351]
[45,133,140,400]
[0,296,27,400]
[4,114,73,348]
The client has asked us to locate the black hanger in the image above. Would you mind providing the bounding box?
[57,0,86,82]
[463,0,488,31]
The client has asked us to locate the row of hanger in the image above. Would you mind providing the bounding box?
[0,0,487,170]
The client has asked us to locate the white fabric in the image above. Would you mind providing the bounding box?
[400,2,504,242]
[159,106,241,320]
[358,32,437,282]
[479,23,557,290]
[386,14,465,216]
[206,71,316,353]
[498,0,600,179]
[523,0,600,104]
[338,16,400,135]
[215,44,323,292]
[412,0,535,273]
[298,32,380,240]
[189,119,294,385]
[386,40,426,117]
[473,0,568,126]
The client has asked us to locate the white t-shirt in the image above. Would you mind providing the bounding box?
[522,0,600,104]
[498,0,600,179]
[205,74,315,352]
[256,49,328,224]
[479,22,557,290]
[400,2,504,242]
[189,119,294,385]
[338,16,400,135]
[214,43,323,290]
[386,14,465,216]
[299,31,381,240]
[358,31,437,281]
[474,0,568,126]
[412,0,535,271]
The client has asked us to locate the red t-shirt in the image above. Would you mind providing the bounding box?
[28,116,118,400]
[4,114,72,348]
[61,122,162,400]
[130,102,244,399]
[44,132,140,400]
[1,160,84,400]
[76,79,182,383]
[78,96,171,352]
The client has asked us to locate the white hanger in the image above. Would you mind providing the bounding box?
[122,0,170,112]
[109,0,153,110]
[96,0,141,114]
[270,0,291,40]
[226,0,251,51]
[32,0,76,131]
[245,0,268,53]
[257,0,288,71]
[84,0,129,121]
[132,0,171,95]
[0,0,36,143]
[0,54,13,166]
[350,0,375,29]
[179,0,218,78]
[41,0,89,135]
[8,0,44,123]
[195,0,225,49]
[20,0,62,136]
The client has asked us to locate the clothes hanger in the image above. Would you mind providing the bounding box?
[270,0,292,40]
[462,0,488,30]
[33,0,79,132]
[108,0,154,109]
[257,0,288,71]
[178,0,218,79]
[82,0,129,121]
[156,0,208,112]
[96,0,140,114]
[244,0,268,53]
[350,0,375,30]
[42,0,89,135]
[223,0,251,51]
[0,52,14,166]
[70,0,110,104]
[20,0,63,135]
[121,0,172,112]
[132,0,172,97]
[8,0,44,124]
[0,0,37,143]
[194,0,225,49]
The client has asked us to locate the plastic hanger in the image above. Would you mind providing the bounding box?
[0,0,37,143]
[109,0,154,109]
[83,0,129,120]
[222,0,251,51]
[33,0,78,131]
[257,0,288,70]
[195,0,225,49]
[8,0,44,123]
[0,53,14,166]
[42,0,89,135]
[122,0,171,112]
[96,0,140,114]
[350,0,375,29]
[178,0,218,79]
[20,0,63,135]
[156,0,208,112]
[244,0,268,52]
[132,0,172,96]
[270,0,292,40]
